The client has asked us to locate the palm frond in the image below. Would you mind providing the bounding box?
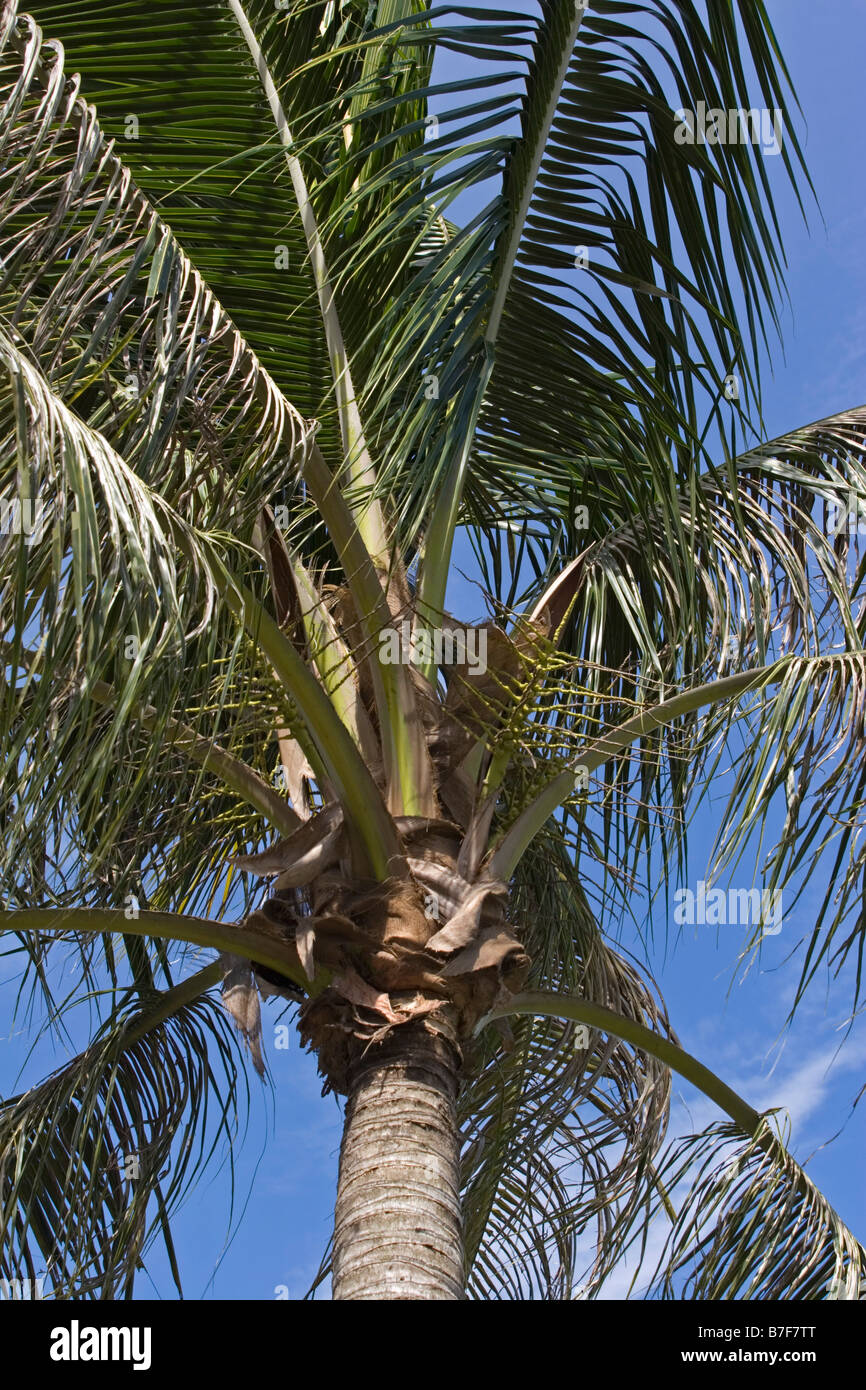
[624,1116,866,1301]
[22,0,338,451]
[460,828,671,1299]
[477,964,866,1301]
[0,962,243,1299]
[477,409,866,1010]
[0,5,386,1007]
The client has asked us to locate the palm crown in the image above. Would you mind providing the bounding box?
[1,0,865,1300]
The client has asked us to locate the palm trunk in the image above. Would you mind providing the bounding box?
[332,1019,464,1300]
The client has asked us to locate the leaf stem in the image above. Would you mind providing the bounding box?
[481,989,760,1135]
[0,908,329,997]
[228,0,389,562]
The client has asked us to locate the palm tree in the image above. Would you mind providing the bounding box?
[1,0,865,1301]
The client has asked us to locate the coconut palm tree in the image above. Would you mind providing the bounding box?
[1,0,865,1301]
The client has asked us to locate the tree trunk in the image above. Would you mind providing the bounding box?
[332,1019,464,1300]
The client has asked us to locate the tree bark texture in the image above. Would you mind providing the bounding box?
[332,1020,464,1300]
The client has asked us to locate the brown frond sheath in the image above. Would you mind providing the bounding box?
[230,805,530,1299]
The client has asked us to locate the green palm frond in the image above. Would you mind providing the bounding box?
[22,1,811,577]
[477,989,866,1300]
[473,0,810,500]
[331,0,809,570]
[487,648,866,1010]
[0,3,387,1003]
[20,0,337,451]
[473,409,866,1007]
[0,962,242,1299]
[20,0,436,487]
[460,828,672,1299]
[624,1116,866,1301]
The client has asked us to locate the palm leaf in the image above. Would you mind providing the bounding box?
[623,1117,866,1301]
[0,962,244,1299]
[0,3,394,1008]
[460,827,672,1299]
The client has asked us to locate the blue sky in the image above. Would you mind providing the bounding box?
[2,0,865,1300]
